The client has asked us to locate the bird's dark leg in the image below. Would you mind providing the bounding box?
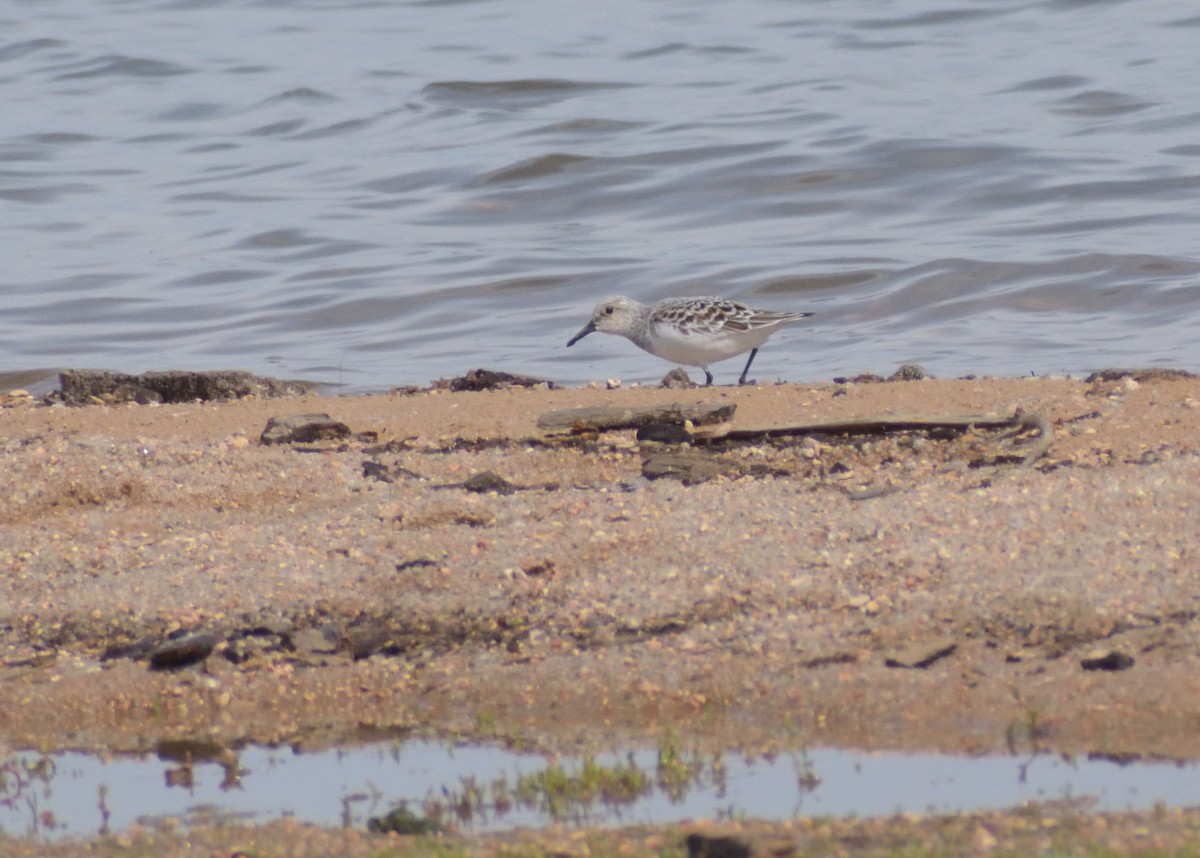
[703,367,714,387]
[737,348,759,386]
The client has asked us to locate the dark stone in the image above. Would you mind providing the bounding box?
[660,368,695,389]
[57,369,312,404]
[260,413,351,445]
[642,454,721,484]
[367,804,443,835]
[148,632,220,671]
[362,460,394,482]
[685,833,752,858]
[636,422,693,444]
[445,368,554,391]
[889,363,932,381]
[462,471,516,494]
[1081,650,1135,671]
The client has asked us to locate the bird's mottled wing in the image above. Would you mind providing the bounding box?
[651,298,752,336]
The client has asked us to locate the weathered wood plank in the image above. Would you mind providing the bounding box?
[537,402,736,431]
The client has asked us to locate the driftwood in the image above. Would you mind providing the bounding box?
[712,412,1053,467]
[719,413,1027,440]
[537,401,736,431]
[538,403,1052,466]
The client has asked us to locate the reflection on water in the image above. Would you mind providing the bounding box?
[2,741,1198,840]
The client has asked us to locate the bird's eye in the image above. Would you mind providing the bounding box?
[604,306,614,315]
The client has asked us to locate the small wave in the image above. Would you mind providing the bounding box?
[0,38,64,63]
[52,54,189,80]
[479,153,594,185]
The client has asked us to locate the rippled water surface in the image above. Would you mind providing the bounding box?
[4,0,1200,391]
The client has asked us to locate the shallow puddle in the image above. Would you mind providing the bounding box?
[2,741,1197,840]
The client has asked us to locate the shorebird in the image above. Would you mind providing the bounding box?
[567,295,812,386]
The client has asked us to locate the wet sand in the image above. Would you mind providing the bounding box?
[3,372,1200,854]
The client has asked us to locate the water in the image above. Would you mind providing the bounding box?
[2,741,1197,840]
[3,0,1200,392]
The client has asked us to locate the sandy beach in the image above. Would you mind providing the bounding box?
[4,370,1200,855]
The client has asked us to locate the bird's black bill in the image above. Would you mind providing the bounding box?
[566,320,596,347]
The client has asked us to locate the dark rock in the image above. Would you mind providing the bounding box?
[636,422,693,444]
[462,471,516,494]
[642,453,722,484]
[260,413,351,445]
[396,557,439,572]
[685,833,752,858]
[148,632,220,671]
[57,369,312,404]
[362,460,394,482]
[889,363,932,381]
[660,367,695,389]
[367,804,443,835]
[885,638,958,669]
[1081,650,1134,671]
[444,368,554,391]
